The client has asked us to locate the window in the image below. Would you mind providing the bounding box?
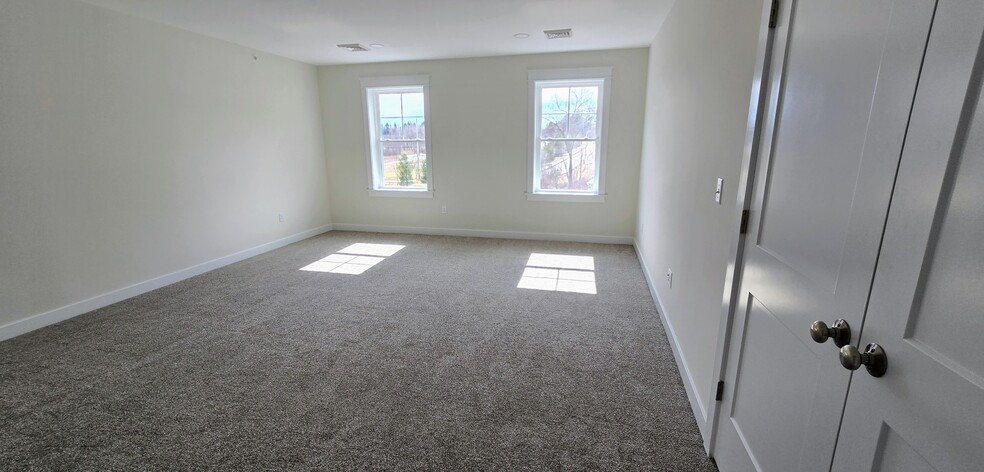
[362,76,432,197]
[528,67,611,202]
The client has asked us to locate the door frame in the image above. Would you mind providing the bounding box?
[704,0,787,453]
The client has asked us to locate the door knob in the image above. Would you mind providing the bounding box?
[839,343,888,377]
[810,319,851,347]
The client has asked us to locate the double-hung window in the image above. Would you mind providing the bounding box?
[528,67,611,202]
[362,76,433,197]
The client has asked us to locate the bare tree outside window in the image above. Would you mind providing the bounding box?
[538,85,599,191]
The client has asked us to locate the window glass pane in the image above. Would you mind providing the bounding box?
[402,92,425,117]
[380,117,402,140]
[413,141,427,188]
[541,87,570,114]
[569,86,599,114]
[541,113,567,139]
[568,113,598,139]
[402,116,425,140]
[368,85,429,191]
[539,141,597,191]
[381,141,403,188]
[380,141,428,189]
[378,93,403,118]
[540,85,599,138]
[530,76,605,196]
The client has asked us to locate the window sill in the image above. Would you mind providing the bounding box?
[368,189,434,198]
[526,192,606,203]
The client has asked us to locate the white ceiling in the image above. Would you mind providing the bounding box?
[77,0,674,65]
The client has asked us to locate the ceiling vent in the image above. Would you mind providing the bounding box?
[544,28,573,39]
[337,43,370,52]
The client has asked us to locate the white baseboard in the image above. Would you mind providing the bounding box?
[634,239,710,442]
[0,224,333,342]
[332,223,633,245]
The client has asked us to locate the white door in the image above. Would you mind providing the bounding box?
[711,1,936,471]
[832,1,984,470]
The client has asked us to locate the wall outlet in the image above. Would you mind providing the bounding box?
[666,269,673,288]
[441,205,447,214]
[715,178,724,204]
[278,212,285,223]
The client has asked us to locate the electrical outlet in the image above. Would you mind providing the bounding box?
[278,212,285,223]
[666,269,673,288]
[441,205,447,214]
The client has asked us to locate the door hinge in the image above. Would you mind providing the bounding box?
[768,0,780,28]
[715,381,725,402]
[739,210,750,234]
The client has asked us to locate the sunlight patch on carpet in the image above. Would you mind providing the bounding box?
[518,253,596,294]
[301,243,405,275]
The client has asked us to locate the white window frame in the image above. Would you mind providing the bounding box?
[361,75,434,197]
[527,67,612,203]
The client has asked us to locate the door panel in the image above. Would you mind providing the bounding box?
[908,179,984,375]
[833,3,984,469]
[712,0,936,470]
[756,0,893,291]
[871,425,935,472]
[730,296,823,472]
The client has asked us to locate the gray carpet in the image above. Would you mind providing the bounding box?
[0,231,716,471]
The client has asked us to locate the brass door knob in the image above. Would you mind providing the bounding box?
[810,319,851,347]
[839,343,888,377]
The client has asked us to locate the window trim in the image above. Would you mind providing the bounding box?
[361,75,434,197]
[527,67,612,202]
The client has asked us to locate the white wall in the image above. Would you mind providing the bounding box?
[318,49,648,242]
[635,0,765,437]
[0,0,331,333]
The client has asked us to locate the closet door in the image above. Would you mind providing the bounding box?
[711,1,935,471]
[832,2,984,470]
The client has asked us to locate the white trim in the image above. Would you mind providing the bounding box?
[528,67,613,80]
[525,192,606,203]
[0,224,333,342]
[332,223,632,245]
[634,240,709,441]
[362,76,434,193]
[527,67,611,199]
[360,75,429,88]
[700,0,791,456]
[707,0,791,456]
[367,189,434,198]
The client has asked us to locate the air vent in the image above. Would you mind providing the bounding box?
[337,43,370,52]
[544,28,572,39]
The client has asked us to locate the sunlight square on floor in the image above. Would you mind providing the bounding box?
[526,253,595,271]
[300,243,404,275]
[337,243,404,257]
[518,253,597,294]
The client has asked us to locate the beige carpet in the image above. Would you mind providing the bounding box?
[0,231,716,471]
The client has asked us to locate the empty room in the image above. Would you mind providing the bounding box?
[2,0,982,470]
